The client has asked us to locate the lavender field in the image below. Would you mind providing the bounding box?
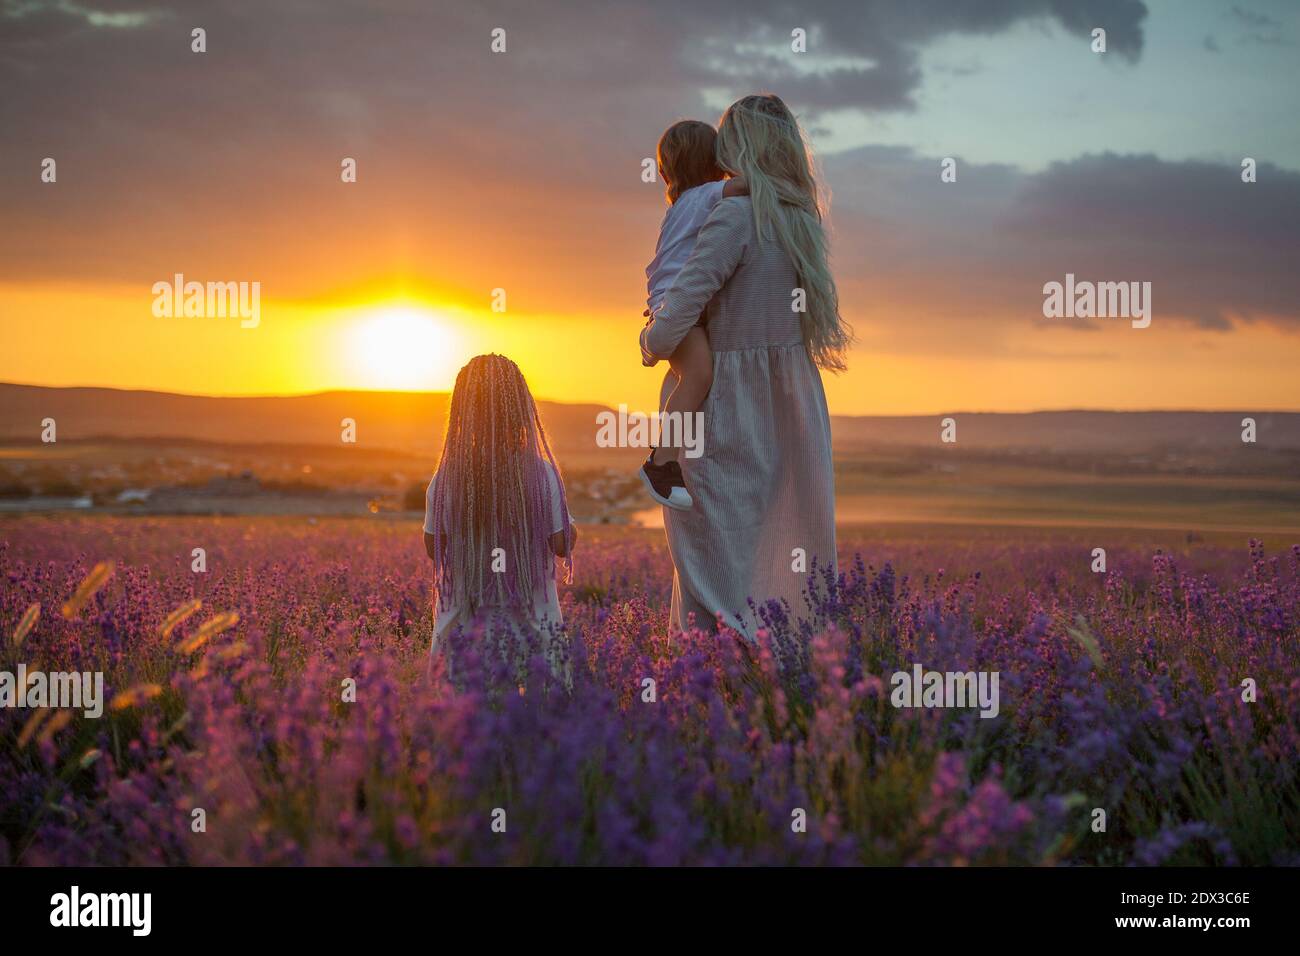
[2,516,1298,866]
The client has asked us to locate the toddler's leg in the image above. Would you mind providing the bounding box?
[652,326,712,465]
[668,326,714,414]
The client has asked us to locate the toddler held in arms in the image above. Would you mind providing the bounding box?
[638,119,746,510]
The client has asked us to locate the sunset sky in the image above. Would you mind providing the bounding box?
[2,0,1298,415]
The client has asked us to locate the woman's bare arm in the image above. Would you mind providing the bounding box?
[643,200,749,359]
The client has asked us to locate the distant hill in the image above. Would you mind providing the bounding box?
[830,410,1300,452]
[2,383,1299,455]
[0,383,607,456]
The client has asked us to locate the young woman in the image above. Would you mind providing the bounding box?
[639,93,849,638]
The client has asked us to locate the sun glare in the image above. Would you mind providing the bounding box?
[348,306,460,391]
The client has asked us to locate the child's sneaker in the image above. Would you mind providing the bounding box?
[638,452,693,510]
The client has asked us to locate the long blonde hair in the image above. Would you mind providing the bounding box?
[716,93,851,371]
[429,354,571,616]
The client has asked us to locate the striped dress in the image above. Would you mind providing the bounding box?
[640,196,836,638]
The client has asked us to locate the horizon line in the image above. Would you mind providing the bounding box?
[2,379,1298,418]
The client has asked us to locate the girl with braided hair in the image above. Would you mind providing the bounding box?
[423,353,576,681]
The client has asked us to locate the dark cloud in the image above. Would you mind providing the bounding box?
[824,147,1300,341]
[16,0,1279,358]
[2,0,1289,358]
[1225,2,1291,45]
[673,0,1147,112]
[0,0,1151,300]
[0,0,1148,126]
[1228,4,1281,29]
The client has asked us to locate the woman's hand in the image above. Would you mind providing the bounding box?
[721,174,749,197]
[640,309,658,366]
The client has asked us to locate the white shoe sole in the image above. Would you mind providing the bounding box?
[638,466,693,511]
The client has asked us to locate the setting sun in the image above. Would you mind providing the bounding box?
[348,306,461,391]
